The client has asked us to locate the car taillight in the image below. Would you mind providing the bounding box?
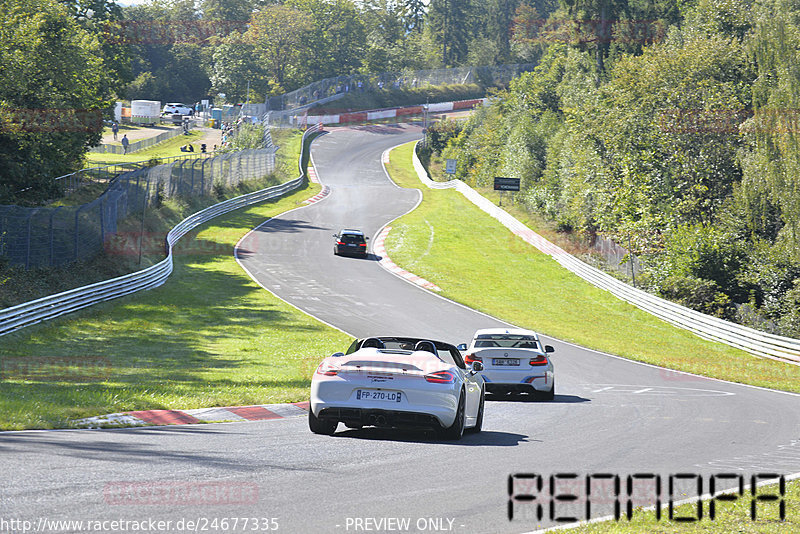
[359,243,366,247]
[316,361,340,376]
[337,241,345,245]
[424,370,455,383]
[464,354,482,365]
[529,355,548,366]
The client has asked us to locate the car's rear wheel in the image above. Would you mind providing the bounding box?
[439,391,465,440]
[309,409,337,435]
[466,386,484,434]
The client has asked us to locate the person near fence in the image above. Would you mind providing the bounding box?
[121,134,129,154]
[111,121,119,140]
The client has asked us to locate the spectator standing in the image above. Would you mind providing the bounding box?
[121,134,129,154]
[111,121,119,140]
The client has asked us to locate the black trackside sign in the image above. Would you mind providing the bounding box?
[494,177,520,191]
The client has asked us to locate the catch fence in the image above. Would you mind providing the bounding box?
[0,149,276,269]
[265,63,536,126]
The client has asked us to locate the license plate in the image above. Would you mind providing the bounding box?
[356,390,402,402]
[493,358,520,366]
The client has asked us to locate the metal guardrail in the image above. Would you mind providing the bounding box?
[0,124,321,337]
[410,142,800,365]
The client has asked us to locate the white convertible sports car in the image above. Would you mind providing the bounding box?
[461,328,555,399]
[309,336,485,439]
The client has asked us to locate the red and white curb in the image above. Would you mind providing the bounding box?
[373,226,441,292]
[304,165,331,204]
[76,402,311,428]
[307,165,320,183]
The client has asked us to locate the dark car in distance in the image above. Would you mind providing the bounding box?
[334,229,369,257]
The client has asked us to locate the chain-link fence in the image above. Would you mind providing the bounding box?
[265,63,536,126]
[271,64,536,111]
[0,148,277,269]
[53,153,213,197]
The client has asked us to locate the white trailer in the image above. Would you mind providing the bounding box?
[130,100,161,125]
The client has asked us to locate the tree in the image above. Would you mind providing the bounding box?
[0,0,112,203]
[283,0,366,80]
[403,0,426,33]
[246,5,313,92]
[201,0,254,22]
[739,0,800,256]
[560,0,630,75]
[427,0,475,65]
[209,32,267,103]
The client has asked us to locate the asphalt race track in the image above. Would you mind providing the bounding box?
[2,124,799,534]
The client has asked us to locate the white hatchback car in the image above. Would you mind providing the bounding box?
[162,103,193,115]
[461,328,555,399]
[310,336,485,439]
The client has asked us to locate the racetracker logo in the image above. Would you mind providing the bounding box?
[0,108,103,133]
[105,231,247,257]
[104,481,259,506]
[0,356,111,382]
[508,473,786,523]
[104,20,248,45]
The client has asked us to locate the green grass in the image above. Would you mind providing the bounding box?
[386,141,800,532]
[556,477,798,533]
[384,142,800,393]
[100,123,159,138]
[0,128,351,430]
[0,184,350,430]
[85,130,205,166]
[0,130,304,309]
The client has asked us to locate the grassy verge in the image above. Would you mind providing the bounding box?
[311,83,486,113]
[384,142,800,393]
[100,123,162,139]
[556,477,798,533]
[86,130,205,166]
[0,130,304,309]
[387,141,800,532]
[0,180,350,429]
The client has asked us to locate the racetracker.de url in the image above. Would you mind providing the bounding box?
[0,517,279,533]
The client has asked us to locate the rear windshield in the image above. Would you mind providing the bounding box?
[474,334,539,349]
[340,234,365,244]
[346,338,466,368]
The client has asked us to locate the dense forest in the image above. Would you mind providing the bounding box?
[0,0,557,203]
[426,0,800,338]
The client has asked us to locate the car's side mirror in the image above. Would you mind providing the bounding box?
[332,234,338,238]
[330,352,345,358]
[471,361,484,372]
[456,343,467,351]
[545,345,555,353]
[365,236,370,240]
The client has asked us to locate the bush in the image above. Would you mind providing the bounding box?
[659,275,736,319]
